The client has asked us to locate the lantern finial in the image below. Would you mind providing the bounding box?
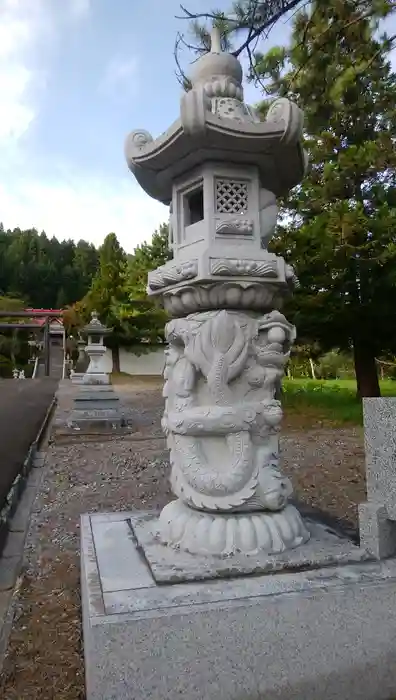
[210,26,222,53]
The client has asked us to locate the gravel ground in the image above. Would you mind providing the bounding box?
[0,384,366,700]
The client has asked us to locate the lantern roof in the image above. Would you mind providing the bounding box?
[125,28,307,205]
[82,311,110,337]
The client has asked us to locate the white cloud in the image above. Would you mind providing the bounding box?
[0,0,47,146]
[101,56,139,93]
[69,0,91,20]
[0,0,92,147]
[0,174,168,252]
[0,0,165,254]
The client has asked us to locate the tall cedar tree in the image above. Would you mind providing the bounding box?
[85,233,127,373]
[254,0,396,396]
[114,224,172,347]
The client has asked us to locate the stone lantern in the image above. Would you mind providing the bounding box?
[81,311,110,385]
[125,30,309,557]
[69,333,89,384]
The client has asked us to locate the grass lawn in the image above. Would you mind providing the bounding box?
[111,372,396,427]
[283,378,396,426]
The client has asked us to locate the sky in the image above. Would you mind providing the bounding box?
[0,1,395,253]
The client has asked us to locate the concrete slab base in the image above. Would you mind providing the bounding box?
[81,511,396,700]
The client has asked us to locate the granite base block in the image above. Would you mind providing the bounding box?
[67,386,127,432]
[359,501,396,559]
[363,397,396,518]
[82,373,110,385]
[81,511,396,700]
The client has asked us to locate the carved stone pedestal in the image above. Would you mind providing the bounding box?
[67,387,127,433]
[158,307,309,556]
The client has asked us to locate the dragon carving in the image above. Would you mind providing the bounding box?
[162,309,296,514]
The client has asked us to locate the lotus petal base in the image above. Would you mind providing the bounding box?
[158,499,310,556]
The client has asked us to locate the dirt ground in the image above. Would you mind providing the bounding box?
[0,384,366,700]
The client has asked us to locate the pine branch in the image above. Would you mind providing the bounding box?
[175,0,396,89]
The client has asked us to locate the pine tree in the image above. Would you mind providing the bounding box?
[255,0,396,396]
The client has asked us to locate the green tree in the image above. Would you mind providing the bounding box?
[73,240,100,300]
[114,224,172,346]
[0,227,99,309]
[85,233,128,372]
[0,295,26,372]
[178,1,395,86]
[254,0,396,396]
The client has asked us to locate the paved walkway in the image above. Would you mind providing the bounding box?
[0,378,57,670]
[0,379,57,509]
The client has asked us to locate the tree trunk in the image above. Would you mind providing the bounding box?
[353,339,380,398]
[111,345,120,374]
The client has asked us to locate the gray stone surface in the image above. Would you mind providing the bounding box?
[67,385,127,431]
[27,468,44,486]
[0,556,20,591]
[131,510,370,583]
[2,530,25,558]
[32,456,45,469]
[363,397,396,514]
[82,512,396,700]
[70,372,85,384]
[82,373,110,386]
[75,389,118,402]
[0,589,13,670]
[8,486,37,533]
[359,502,396,559]
[359,398,396,558]
[0,592,10,625]
[92,519,153,593]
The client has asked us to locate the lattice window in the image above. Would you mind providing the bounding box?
[215,179,248,214]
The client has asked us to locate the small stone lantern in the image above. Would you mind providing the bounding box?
[125,30,309,557]
[81,311,111,385]
[70,333,89,384]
